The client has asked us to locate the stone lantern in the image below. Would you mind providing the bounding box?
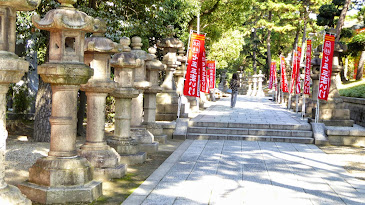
[129,36,159,154]
[107,37,146,165]
[144,48,168,143]
[156,26,183,121]
[0,0,40,204]
[175,46,190,117]
[315,42,353,126]
[78,22,126,180]
[251,73,258,96]
[246,76,253,96]
[256,70,265,97]
[18,1,102,204]
[308,48,321,117]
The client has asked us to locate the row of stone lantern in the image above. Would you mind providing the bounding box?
[0,0,185,204]
[244,71,265,97]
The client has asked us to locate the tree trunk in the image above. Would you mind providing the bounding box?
[335,0,351,41]
[266,11,272,78]
[356,51,365,80]
[253,28,257,74]
[77,90,87,136]
[89,0,97,9]
[33,77,52,142]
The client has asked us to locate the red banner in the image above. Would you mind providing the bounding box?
[207,60,216,89]
[200,48,209,93]
[183,33,205,97]
[269,62,276,89]
[290,51,298,94]
[295,47,302,94]
[304,40,312,95]
[318,34,335,101]
[280,55,289,93]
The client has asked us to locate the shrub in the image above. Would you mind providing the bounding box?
[339,84,365,98]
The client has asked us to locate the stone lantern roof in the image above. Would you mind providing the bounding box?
[111,37,141,99]
[84,22,119,54]
[32,2,101,32]
[0,0,41,11]
[145,47,165,93]
[157,38,184,49]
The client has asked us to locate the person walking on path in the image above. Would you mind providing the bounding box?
[229,73,239,108]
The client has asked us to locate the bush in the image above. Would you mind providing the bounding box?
[105,95,115,123]
[339,84,365,98]
[7,82,32,114]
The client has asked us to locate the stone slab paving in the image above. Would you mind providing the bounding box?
[192,96,308,125]
[123,139,365,205]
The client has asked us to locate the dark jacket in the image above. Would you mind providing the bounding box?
[229,79,239,92]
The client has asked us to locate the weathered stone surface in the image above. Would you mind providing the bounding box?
[156,26,183,122]
[310,122,329,145]
[108,37,146,164]
[342,97,365,127]
[18,180,102,204]
[20,1,103,203]
[172,118,189,140]
[79,29,125,180]
[0,1,40,204]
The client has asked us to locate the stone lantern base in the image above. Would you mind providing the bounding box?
[107,137,146,165]
[78,143,127,180]
[18,157,102,204]
[145,122,168,144]
[314,99,354,127]
[131,128,159,154]
[156,91,180,121]
[0,185,31,205]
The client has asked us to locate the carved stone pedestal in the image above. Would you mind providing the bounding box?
[0,0,40,203]
[18,1,102,203]
[156,29,184,121]
[78,31,126,180]
[107,37,146,165]
[144,48,168,144]
[130,37,158,154]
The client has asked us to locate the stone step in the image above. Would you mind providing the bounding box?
[188,127,313,138]
[188,121,312,131]
[186,133,314,144]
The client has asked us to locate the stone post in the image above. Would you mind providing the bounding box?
[246,76,253,96]
[156,27,183,121]
[18,1,102,203]
[144,48,168,143]
[251,74,258,96]
[129,36,158,154]
[256,70,265,97]
[315,42,354,126]
[0,3,40,205]
[78,24,126,180]
[107,37,146,164]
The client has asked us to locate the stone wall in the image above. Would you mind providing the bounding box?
[341,97,365,127]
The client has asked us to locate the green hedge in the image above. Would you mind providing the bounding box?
[339,84,365,98]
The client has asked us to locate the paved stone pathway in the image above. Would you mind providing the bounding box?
[193,96,308,125]
[123,96,365,205]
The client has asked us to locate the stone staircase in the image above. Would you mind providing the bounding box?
[187,121,314,144]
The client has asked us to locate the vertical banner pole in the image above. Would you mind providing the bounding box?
[315,32,330,123]
[302,95,306,119]
[178,30,193,118]
[196,14,200,112]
